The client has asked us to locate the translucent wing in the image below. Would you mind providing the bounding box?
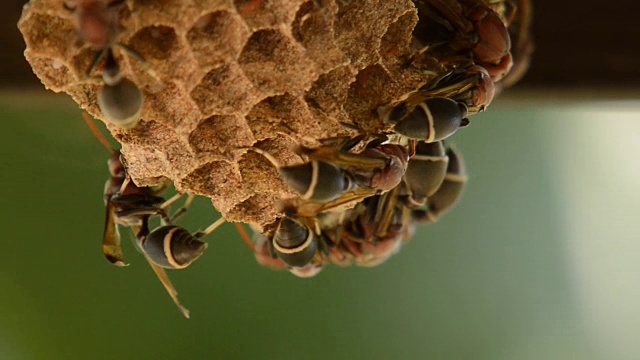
[102,202,128,266]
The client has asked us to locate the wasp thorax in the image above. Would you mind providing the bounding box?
[101,49,122,86]
[272,218,317,268]
[404,140,448,203]
[393,98,468,142]
[107,150,125,177]
[279,160,349,203]
[97,78,143,128]
[142,225,207,269]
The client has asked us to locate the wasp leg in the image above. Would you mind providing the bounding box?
[234,223,254,251]
[144,255,190,318]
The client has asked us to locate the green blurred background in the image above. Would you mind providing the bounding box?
[3,0,640,358]
[2,90,639,360]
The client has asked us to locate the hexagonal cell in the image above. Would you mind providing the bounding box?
[131,0,188,27]
[344,64,396,131]
[143,82,202,131]
[253,137,306,176]
[334,0,409,69]
[245,94,322,142]
[238,29,318,95]
[113,118,177,149]
[70,46,100,79]
[127,25,179,62]
[19,12,76,60]
[225,193,283,230]
[189,114,256,157]
[233,0,301,30]
[181,160,248,215]
[380,10,418,59]
[190,64,259,116]
[304,65,355,114]
[186,11,250,68]
[125,25,201,85]
[238,151,282,195]
[119,144,169,185]
[291,0,346,72]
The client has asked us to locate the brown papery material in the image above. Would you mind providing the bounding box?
[19,0,439,231]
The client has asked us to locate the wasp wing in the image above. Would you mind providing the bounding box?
[102,202,128,266]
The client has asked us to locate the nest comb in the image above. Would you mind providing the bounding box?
[19,0,442,230]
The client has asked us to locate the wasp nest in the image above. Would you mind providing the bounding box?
[20,0,463,230]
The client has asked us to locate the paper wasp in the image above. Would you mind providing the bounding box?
[243,133,412,270]
[412,0,514,82]
[84,114,222,317]
[65,0,157,128]
[411,146,467,223]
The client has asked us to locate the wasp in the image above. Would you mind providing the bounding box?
[322,184,415,267]
[249,220,327,278]
[247,134,409,214]
[295,135,410,194]
[401,140,449,207]
[378,92,470,142]
[65,0,155,128]
[496,0,533,91]
[84,114,222,317]
[411,145,467,223]
[378,60,497,140]
[413,0,513,82]
[417,63,495,114]
[244,134,411,270]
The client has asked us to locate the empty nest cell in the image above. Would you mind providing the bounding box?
[291,0,346,72]
[245,93,325,143]
[238,29,318,96]
[21,12,76,61]
[181,160,248,215]
[189,114,256,157]
[233,0,302,30]
[189,63,259,116]
[128,25,179,61]
[186,11,250,68]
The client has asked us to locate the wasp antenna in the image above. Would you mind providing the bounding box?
[115,43,164,85]
[234,223,254,251]
[82,112,115,153]
[246,147,283,169]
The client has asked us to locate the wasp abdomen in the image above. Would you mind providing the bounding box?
[404,141,449,203]
[414,147,467,222]
[97,78,143,129]
[272,218,317,268]
[279,160,348,203]
[142,225,207,269]
[391,98,468,142]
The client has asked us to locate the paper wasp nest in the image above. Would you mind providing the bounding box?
[19,0,455,230]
